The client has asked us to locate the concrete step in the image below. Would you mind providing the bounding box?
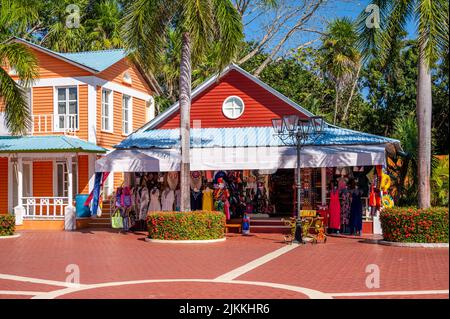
[250,225,291,234]
[250,219,286,226]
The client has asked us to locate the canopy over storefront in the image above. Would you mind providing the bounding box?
[95,126,400,172]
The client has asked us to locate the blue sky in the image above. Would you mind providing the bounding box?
[244,0,417,52]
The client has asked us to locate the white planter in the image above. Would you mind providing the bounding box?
[145,237,226,244]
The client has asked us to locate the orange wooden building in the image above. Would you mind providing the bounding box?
[0,38,156,230]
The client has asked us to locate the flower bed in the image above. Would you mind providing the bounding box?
[0,214,15,237]
[380,207,449,243]
[147,211,226,240]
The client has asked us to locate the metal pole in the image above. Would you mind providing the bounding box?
[294,134,303,243]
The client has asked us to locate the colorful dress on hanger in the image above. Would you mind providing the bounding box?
[190,189,203,211]
[224,199,231,220]
[148,188,161,212]
[340,188,351,228]
[349,189,363,234]
[328,189,341,230]
[161,189,175,211]
[139,187,150,220]
[202,188,214,211]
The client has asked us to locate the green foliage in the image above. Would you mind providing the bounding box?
[147,211,226,240]
[431,156,449,207]
[380,207,449,243]
[0,215,15,236]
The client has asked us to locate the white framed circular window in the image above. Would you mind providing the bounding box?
[222,96,245,119]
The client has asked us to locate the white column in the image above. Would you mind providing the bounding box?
[17,157,23,207]
[67,156,73,206]
[65,156,76,230]
[87,84,97,144]
[88,153,96,193]
[321,167,327,205]
[14,156,25,225]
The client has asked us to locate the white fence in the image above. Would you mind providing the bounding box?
[22,197,68,219]
[31,114,78,135]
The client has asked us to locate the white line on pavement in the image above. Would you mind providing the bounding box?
[214,243,299,281]
[0,273,86,288]
[329,290,449,297]
[0,290,45,296]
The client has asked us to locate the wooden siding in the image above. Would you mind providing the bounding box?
[158,69,308,129]
[32,162,53,197]
[133,97,147,131]
[78,85,88,141]
[26,48,93,78]
[0,157,8,214]
[78,155,89,194]
[97,58,151,93]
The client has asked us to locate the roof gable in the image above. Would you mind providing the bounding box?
[12,37,126,73]
[137,64,314,132]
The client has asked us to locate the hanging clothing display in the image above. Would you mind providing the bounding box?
[167,172,179,190]
[340,188,351,229]
[139,186,150,220]
[190,171,202,190]
[191,189,203,210]
[224,199,230,220]
[349,188,363,234]
[328,188,341,231]
[202,188,214,211]
[161,188,175,211]
[148,188,161,212]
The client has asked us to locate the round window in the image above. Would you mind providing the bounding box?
[222,96,245,119]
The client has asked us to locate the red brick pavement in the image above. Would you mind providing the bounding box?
[0,230,448,299]
[0,231,284,284]
[237,237,449,293]
[57,282,308,299]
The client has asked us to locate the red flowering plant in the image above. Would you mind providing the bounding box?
[147,211,225,240]
[0,214,15,236]
[380,207,448,243]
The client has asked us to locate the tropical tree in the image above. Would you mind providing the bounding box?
[0,42,39,135]
[318,18,361,125]
[122,0,243,211]
[0,0,39,135]
[357,0,449,208]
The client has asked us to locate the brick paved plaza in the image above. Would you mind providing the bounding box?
[0,230,448,299]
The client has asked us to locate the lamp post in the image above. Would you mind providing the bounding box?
[272,115,324,243]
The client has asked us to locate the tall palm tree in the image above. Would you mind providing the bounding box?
[318,18,361,125]
[357,0,449,208]
[122,0,243,211]
[0,42,38,135]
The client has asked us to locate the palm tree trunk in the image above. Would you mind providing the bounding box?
[342,63,361,123]
[179,32,192,211]
[416,42,432,209]
[333,84,339,125]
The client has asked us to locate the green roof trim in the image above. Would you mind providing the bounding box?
[0,136,107,153]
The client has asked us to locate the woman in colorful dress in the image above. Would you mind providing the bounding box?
[328,182,341,233]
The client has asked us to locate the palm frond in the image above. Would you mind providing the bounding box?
[0,42,38,87]
[417,0,449,67]
[212,0,244,70]
[0,67,31,135]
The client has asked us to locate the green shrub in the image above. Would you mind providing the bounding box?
[380,207,449,243]
[0,214,15,236]
[147,211,226,240]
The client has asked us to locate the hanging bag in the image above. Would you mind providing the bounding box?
[111,208,124,229]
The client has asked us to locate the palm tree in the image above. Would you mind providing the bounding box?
[357,0,449,208]
[318,18,361,125]
[0,41,38,135]
[122,0,243,211]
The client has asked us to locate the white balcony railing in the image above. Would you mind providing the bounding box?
[22,197,68,219]
[31,114,78,135]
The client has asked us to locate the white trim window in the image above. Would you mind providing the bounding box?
[55,161,78,197]
[55,87,78,131]
[122,94,132,135]
[222,96,245,119]
[101,89,113,132]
